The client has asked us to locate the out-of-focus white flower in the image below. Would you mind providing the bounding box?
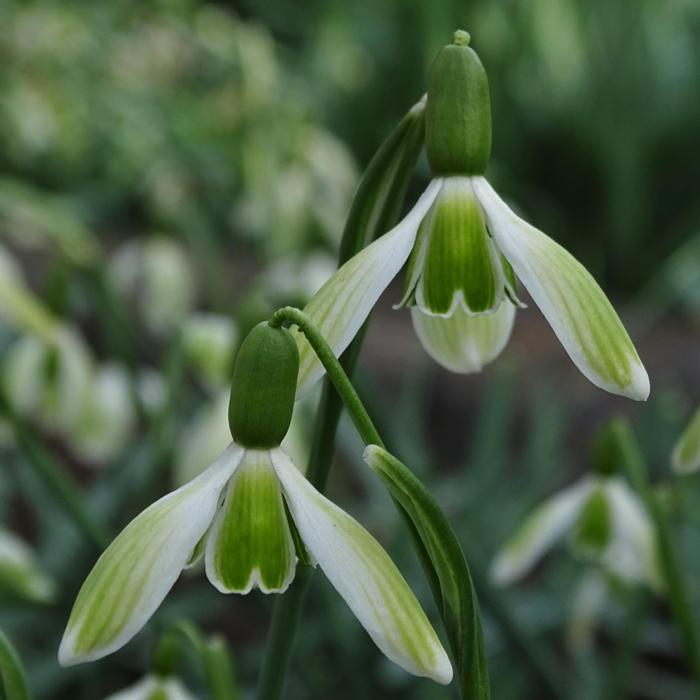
[136,369,167,416]
[174,391,232,487]
[0,529,56,604]
[671,405,700,475]
[109,238,195,335]
[491,474,661,590]
[566,571,608,654]
[3,325,93,435]
[70,364,135,465]
[261,251,337,304]
[182,313,237,391]
[103,674,196,700]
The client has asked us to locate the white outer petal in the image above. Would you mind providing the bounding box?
[411,302,515,373]
[603,479,661,590]
[491,477,595,585]
[295,179,443,398]
[103,675,197,700]
[473,177,649,401]
[270,449,452,684]
[58,443,243,666]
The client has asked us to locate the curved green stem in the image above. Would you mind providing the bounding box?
[269,307,383,448]
[0,630,30,700]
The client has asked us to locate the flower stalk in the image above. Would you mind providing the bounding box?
[610,418,700,694]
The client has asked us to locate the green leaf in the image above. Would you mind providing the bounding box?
[0,630,30,700]
[364,445,491,700]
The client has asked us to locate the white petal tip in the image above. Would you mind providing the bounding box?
[429,654,454,685]
[614,363,650,401]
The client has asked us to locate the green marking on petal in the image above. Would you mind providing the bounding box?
[418,178,503,316]
[672,406,700,475]
[271,449,451,684]
[205,450,296,594]
[59,444,241,665]
[473,177,649,400]
[571,488,611,559]
[491,478,594,585]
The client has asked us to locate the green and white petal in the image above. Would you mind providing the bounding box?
[602,479,661,590]
[104,674,197,700]
[416,177,505,317]
[472,177,649,401]
[671,406,700,474]
[411,302,515,373]
[0,529,56,604]
[271,448,452,684]
[295,179,443,398]
[491,477,595,585]
[58,443,243,666]
[205,450,296,594]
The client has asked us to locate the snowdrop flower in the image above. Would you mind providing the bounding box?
[3,325,92,435]
[295,31,648,400]
[671,405,700,474]
[69,364,135,465]
[109,237,195,335]
[103,674,195,700]
[0,528,56,604]
[182,313,237,390]
[59,323,452,685]
[490,472,661,590]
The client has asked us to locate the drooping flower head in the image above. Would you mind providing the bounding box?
[490,430,661,590]
[295,31,649,401]
[59,322,452,685]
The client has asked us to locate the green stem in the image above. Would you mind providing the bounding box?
[269,307,383,448]
[0,389,109,551]
[0,630,30,700]
[611,418,700,697]
[153,622,239,700]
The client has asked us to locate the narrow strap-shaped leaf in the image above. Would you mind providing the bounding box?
[364,445,490,700]
[0,630,30,700]
[338,97,426,264]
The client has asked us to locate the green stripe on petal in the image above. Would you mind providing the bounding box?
[205,450,296,594]
[671,406,700,475]
[417,178,503,316]
[295,180,443,398]
[58,443,243,666]
[473,177,650,401]
[411,301,515,373]
[491,477,594,586]
[271,448,452,685]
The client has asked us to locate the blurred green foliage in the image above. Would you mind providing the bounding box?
[1,0,700,699]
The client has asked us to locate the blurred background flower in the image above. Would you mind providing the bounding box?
[1,0,699,698]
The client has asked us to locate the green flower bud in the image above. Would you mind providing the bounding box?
[426,30,492,176]
[591,425,620,477]
[228,322,299,448]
